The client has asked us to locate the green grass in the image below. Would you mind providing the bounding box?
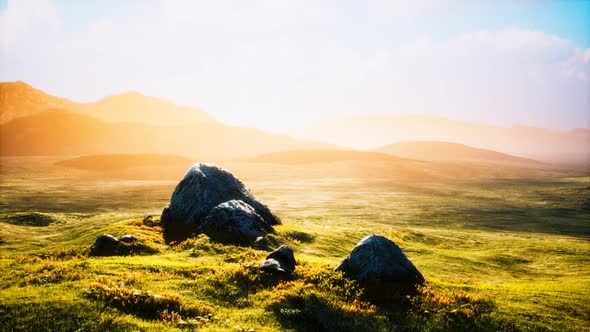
[0,158,589,331]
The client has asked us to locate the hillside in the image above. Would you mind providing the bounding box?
[0,109,339,159]
[293,115,590,167]
[1,157,589,331]
[0,81,214,127]
[376,141,541,165]
[240,149,407,164]
[75,92,215,126]
[0,81,74,124]
[56,154,194,171]
[235,148,567,181]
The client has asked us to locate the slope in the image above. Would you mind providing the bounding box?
[0,109,339,160]
[376,141,541,165]
[293,115,590,166]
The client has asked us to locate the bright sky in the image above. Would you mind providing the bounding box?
[1,0,589,132]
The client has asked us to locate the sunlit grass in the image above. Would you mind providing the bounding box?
[0,158,589,330]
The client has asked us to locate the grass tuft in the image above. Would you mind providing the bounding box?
[84,282,213,324]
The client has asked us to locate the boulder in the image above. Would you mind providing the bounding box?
[336,234,424,303]
[198,200,274,245]
[90,234,120,256]
[118,234,139,243]
[161,163,280,243]
[260,245,296,275]
[336,234,423,285]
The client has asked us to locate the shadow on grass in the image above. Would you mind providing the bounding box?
[0,300,139,332]
[0,212,57,227]
[270,285,520,332]
[201,265,286,306]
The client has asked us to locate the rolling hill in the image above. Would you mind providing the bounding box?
[240,149,406,164]
[376,141,541,165]
[235,148,568,181]
[293,115,590,167]
[55,154,194,171]
[0,109,339,159]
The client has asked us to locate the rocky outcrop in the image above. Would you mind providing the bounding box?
[89,234,148,256]
[335,234,423,303]
[260,245,296,275]
[89,234,120,256]
[161,163,280,243]
[198,200,274,245]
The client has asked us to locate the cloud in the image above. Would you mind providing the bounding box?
[356,28,590,127]
[0,1,588,131]
[0,0,60,49]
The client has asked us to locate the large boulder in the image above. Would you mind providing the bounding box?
[197,200,274,245]
[336,234,423,302]
[161,163,280,243]
[89,234,120,256]
[260,245,296,275]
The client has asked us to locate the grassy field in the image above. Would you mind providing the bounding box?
[0,157,589,331]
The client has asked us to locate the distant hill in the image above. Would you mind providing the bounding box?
[293,115,590,167]
[0,81,214,126]
[241,149,407,164]
[376,141,541,165]
[0,81,74,124]
[56,154,194,171]
[236,148,569,181]
[0,109,339,159]
[75,92,214,126]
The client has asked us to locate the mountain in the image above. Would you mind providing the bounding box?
[75,92,214,126]
[0,81,214,126]
[293,115,590,167]
[0,81,74,124]
[0,109,338,159]
[376,141,540,165]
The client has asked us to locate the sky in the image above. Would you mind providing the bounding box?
[0,0,589,132]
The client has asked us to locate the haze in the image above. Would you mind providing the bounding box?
[1,0,589,134]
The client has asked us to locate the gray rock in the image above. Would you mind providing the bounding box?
[198,200,274,245]
[118,234,139,243]
[161,163,280,243]
[260,259,286,273]
[142,215,156,226]
[261,245,296,275]
[335,234,423,285]
[90,234,120,256]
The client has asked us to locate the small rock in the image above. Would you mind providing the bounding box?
[198,200,274,245]
[260,259,285,273]
[260,245,296,275]
[90,234,120,256]
[118,234,139,243]
[142,215,155,226]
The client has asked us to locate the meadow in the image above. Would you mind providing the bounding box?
[0,157,589,331]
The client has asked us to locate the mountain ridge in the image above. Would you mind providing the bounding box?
[0,108,340,159]
[0,81,214,127]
